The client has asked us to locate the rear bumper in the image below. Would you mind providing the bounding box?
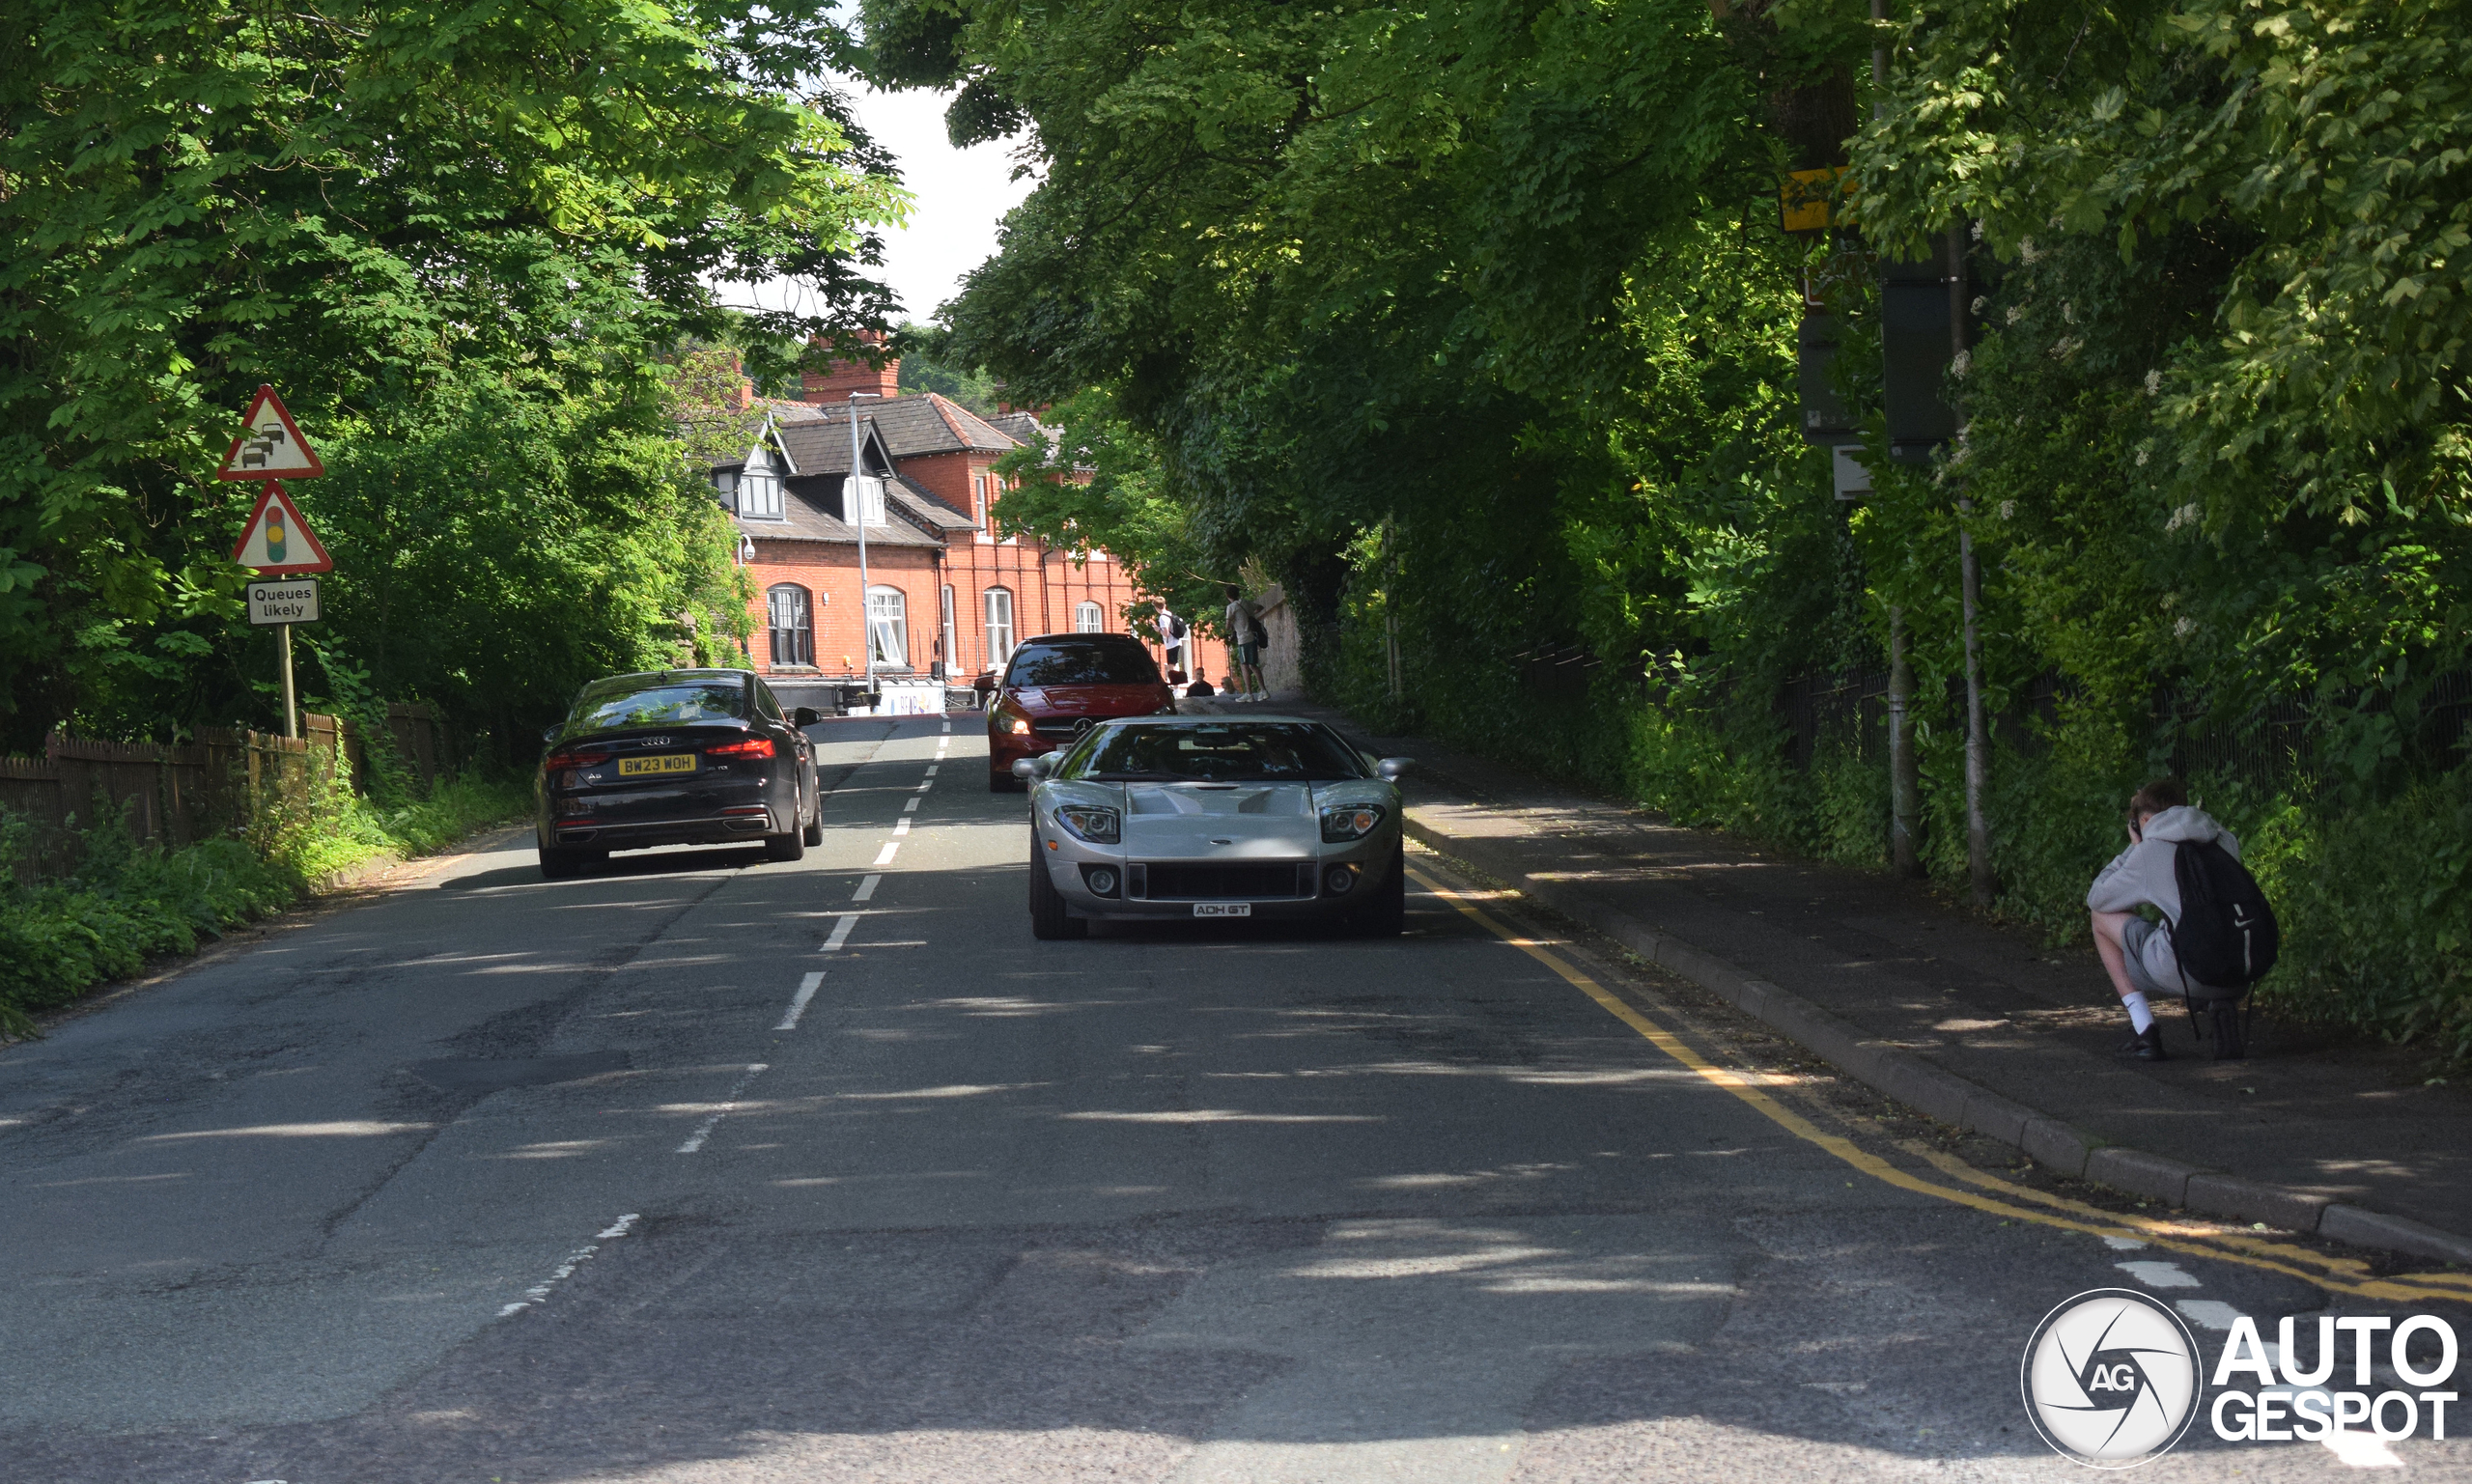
[544,810,777,851]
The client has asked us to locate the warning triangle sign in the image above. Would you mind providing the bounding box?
[232,482,333,575]
[216,385,325,480]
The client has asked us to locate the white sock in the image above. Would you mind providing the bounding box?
[2121,991,2154,1034]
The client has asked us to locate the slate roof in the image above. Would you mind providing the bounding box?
[776,393,1020,461]
[735,477,943,549]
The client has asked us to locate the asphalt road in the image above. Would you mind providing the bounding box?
[2,714,2464,1482]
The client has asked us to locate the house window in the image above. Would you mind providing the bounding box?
[846,474,885,527]
[941,584,957,676]
[766,584,814,668]
[867,586,907,667]
[984,586,1014,669]
[740,446,784,520]
[973,473,993,544]
[1074,601,1104,632]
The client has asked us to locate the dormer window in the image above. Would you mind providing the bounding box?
[739,444,784,520]
[846,474,886,527]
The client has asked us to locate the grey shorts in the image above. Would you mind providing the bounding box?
[2121,917,2193,998]
[1236,641,1261,666]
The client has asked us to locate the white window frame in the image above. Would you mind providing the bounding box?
[866,585,907,667]
[941,583,957,675]
[739,445,785,521]
[847,473,886,527]
[972,472,993,543]
[1073,601,1103,633]
[984,586,1014,670]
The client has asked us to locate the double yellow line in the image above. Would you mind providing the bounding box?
[1408,865,2472,1307]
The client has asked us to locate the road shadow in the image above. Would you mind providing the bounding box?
[436,844,774,891]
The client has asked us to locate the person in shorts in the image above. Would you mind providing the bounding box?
[1222,583,1267,701]
[2086,778,2243,1061]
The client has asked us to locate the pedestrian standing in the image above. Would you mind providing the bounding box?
[1222,583,1267,701]
[1157,606,1188,680]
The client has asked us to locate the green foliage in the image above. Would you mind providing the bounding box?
[3,0,902,752]
[0,766,528,1034]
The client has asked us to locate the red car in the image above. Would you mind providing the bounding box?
[986,633,1178,790]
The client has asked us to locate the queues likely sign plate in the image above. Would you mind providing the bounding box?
[246,578,321,627]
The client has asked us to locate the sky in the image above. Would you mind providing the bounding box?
[717,84,1036,329]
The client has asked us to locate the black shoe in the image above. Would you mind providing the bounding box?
[2117,1025,2171,1061]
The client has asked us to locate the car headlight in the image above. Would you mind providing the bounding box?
[998,710,1032,735]
[1054,804,1121,844]
[1320,803,1386,842]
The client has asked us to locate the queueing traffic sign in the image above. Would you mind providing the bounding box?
[216,385,326,480]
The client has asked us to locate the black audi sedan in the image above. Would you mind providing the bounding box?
[535,669,822,879]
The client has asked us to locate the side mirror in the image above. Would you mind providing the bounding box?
[1375,757,1413,782]
[1010,756,1041,781]
[792,706,822,726]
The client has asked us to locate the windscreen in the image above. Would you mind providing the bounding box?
[1067,723,1367,782]
[1005,641,1159,686]
[571,681,746,731]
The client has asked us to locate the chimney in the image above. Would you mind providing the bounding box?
[801,328,900,403]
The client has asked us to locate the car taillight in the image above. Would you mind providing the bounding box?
[546,748,611,771]
[706,737,776,758]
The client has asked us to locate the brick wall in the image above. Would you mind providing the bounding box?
[743,540,945,680]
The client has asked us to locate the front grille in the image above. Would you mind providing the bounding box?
[1032,714,1115,739]
[1138,862,1311,901]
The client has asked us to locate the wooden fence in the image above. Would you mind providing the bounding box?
[0,704,451,881]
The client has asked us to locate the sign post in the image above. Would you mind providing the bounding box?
[218,387,331,739]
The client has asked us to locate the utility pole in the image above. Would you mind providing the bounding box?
[1875,0,1924,879]
[848,390,882,705]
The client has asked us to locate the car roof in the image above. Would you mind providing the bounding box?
[1013,633,1145,648]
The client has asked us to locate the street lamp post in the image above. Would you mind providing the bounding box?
[848,390,882,706]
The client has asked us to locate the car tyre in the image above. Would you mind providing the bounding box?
[991,768,1026,794]
[1028,826,1087,940]
[765,805,806,862]
[539,844,588,880]
[1352,844,1406,937]
[801,789,824,846]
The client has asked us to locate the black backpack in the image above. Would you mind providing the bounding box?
[2166,840,2279,993]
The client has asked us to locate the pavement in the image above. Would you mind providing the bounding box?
[1,711,2465,1481]
[1197,695,2472,1267]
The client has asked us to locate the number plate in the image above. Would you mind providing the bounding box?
[1193,902,1252,917]
[618,754,697,776]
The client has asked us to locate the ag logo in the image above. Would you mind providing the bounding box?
[2021,1289,2201,1467]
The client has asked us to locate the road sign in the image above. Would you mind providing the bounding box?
[247,578,320,627]
[231,481,333,575]
[216,385,325,480]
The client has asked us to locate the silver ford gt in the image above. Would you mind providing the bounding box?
[1014,716,1411,939]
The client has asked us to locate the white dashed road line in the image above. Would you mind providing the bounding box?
[775,971,825,1031]
[676,1064,768,1154]
[854,874,880,901]
[498,1213,638,1317]
[893,818,911,835]
[821,913,859,952]
[2114,1260,2200,1288]
[873,842,899,866]
[903,797,920,812]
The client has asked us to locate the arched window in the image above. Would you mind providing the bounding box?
[866,585,907,667]
[739,444,784,520]
[766,584,813,668]
[983,586,1014,669]
[1074,601,1104,632]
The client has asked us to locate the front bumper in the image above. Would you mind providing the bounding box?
[1033,826,1398,920]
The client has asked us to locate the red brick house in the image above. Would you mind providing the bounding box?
[704,350,1224,712]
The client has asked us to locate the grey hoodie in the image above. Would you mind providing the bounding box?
[2085,804,2241,925]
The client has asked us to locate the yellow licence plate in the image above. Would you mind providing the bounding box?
[618,754,697,776]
